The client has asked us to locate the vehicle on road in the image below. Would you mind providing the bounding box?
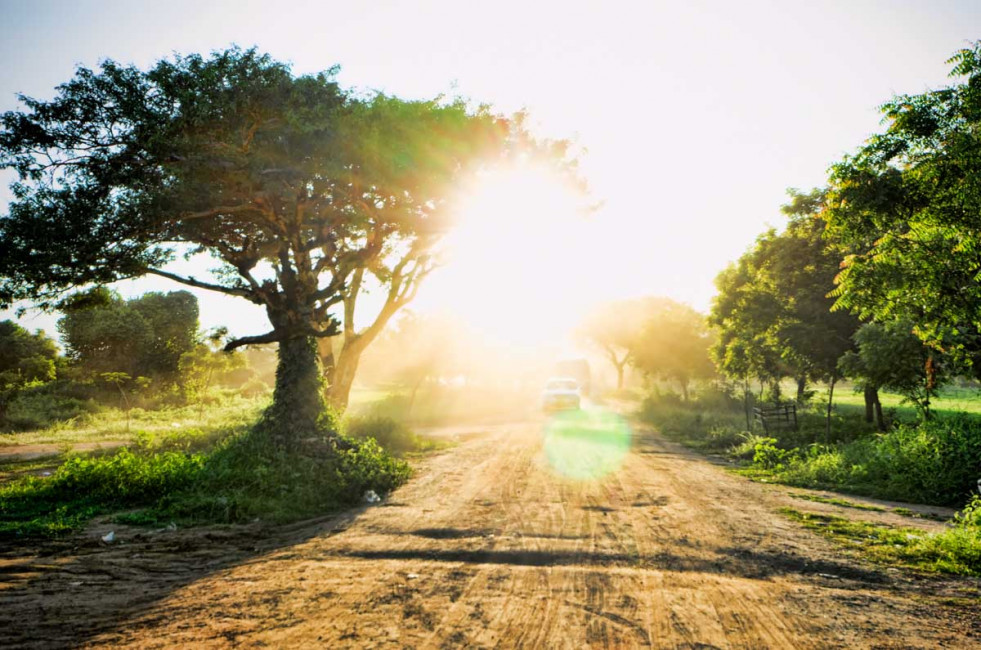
[554,358,591,396]
[541,377,582,412]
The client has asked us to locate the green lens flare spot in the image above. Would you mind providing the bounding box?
[543,406,631,480]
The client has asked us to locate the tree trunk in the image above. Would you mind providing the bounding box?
[825,373,837,443]
[922,354,935,420]
[615,363,625,391]
[863,384,875,423]
[407,374,426,416]
[743,380,752,429]
[874,392,885,431]
[679,378,690,402]
[326,339,364,412]
[796,376,807,404]
[261,336,330,448]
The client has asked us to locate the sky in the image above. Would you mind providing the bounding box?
[1,0,980,348]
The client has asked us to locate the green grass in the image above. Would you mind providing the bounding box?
[781,500,981,577]
[641,388,981,508]
[789,492,886,511]
[833,383,981,418]
[892,507,947,522]
[0,394,268,447]
[343,415,449,457]
[0,412,412,539]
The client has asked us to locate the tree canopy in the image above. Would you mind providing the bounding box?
[709,190,858,403]
[825,43,981,370]
[577,297,672,390]
[0,48,544,441]
[0,320,59,388]
[630,299,715,401]
[57,288,198,380]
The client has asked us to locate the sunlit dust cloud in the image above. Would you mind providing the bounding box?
[542,406,631,480]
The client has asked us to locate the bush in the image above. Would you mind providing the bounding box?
[638,393,748,452]
[0,422,412,538]
[756,415,981,506]
[0,447,205,537]
[751,437,795,469]
[344,415,440,456]
[2,388,100,431]
[153,426,410,524]
[916,495,981,575]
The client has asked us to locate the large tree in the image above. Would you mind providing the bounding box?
[825,43,981,371]
[839,320,944,425]
[709,191,860,438]
[57,287,198,380]
[630,299,715,401]
[0,320,59,388]
[577,297,671,390]
[710,191,859,412]
[0,48,532,445]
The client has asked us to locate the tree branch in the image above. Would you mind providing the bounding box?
[224,330,283,351]
[146,268,264,304]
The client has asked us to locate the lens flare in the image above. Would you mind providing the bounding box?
[542,406,631,480]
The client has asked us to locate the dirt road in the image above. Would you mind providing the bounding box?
[1,409,979,648]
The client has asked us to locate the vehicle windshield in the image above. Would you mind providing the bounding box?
[545,379,579,391]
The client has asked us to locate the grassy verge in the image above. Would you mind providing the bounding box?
[781,498,981,577]
[0,411,427,539]
[640,392,981,507]
[0,394,268,447]
[343,415,449,456]
[788,492,886,512]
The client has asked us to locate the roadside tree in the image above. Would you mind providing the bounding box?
[826,43,981,370]
[0,48,543,446]
[0,320,59,388]
[578,297,672,390]
[839,320,945,422]
[57,288,198,381]
[631,300,715,401]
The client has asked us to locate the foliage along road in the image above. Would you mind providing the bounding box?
[0,408,978,648]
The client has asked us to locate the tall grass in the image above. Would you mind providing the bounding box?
[639,389,981,507]
[0,415,411,538]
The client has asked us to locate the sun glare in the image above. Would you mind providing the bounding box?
[418,163,591,349]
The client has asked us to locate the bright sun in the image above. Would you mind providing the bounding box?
[416,162,594,349]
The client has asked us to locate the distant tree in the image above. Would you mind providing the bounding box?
[839,320,944,422]
[129,291,199,378]
[0,320,59,388]
[179,329,247,408]
[0,48,545,445]
[356,311,474,410]
[57,288,198,380]
[631,300,715,401]
[710,190,860,436]
[825,43,981,371]
[578,298,671,390]
[710,255,789,398]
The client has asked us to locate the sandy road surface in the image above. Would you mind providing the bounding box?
[1,410,979,648]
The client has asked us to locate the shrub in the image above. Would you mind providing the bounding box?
[757,416,981,506]
[638,394,748,451]
[2,389,100,431]
[751,437,795,469]
[0,421,412,538]
[344,415,440,456]
[0,447,205,537]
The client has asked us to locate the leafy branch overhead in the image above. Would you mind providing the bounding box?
[0,48,563,356]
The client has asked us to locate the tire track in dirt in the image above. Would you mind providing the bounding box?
[2,412,979,648]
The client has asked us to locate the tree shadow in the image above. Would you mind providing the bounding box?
[0,509,364,649]
[334,545,887,584]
